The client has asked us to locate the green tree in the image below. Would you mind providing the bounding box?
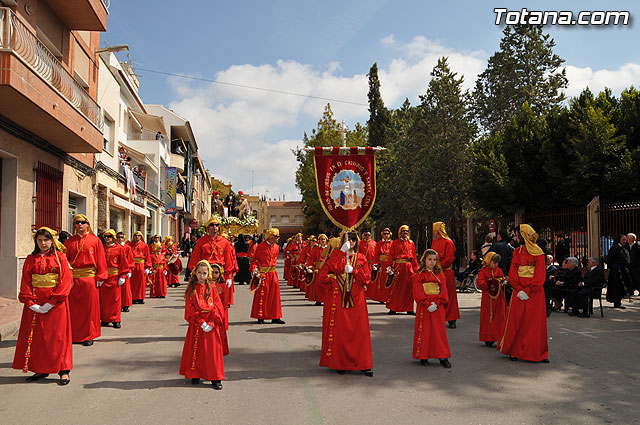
[472,24,567,134]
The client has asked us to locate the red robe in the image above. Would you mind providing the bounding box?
[65,233,108,343]
[250,241,282,320]
[319,250,372,371]
[188,234,234,281]
[214,281,230,356]
[225,242,238,306]
[357,239,377,300]
[477,266,507,342]
[498,247,548,362]
[386,239,418,312]
[13,251,73,374]
[129,240,152,301]
[120,243,134,308]
[101,244,129,322]
[306,245,329,303]
[431,236,459,322]
[179,282,225,381]
[283,243,292,283]
[369,239,392,302]
[412,269,451,360]
[297,244,314,297]
[287,241,305,286]
[149,252,168,297]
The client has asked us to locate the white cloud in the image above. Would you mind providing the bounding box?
[564,63,640,97]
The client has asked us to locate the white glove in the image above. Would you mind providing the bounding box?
[344,264,354,274]
[29,304,44,314]
[96,280,104,287]
[386,266,394,275]
[340,241,350,253]
[252,268,261,277]
[40,303,54,313]
[226,279,233,288]
[126,272,132,278]
[372,264,378,271]
[307,267,314,274]
[144,269,151,275]
[164,271,168,276]
[517,290,529,301]
[118,277,126,286]
[427,302,438,313]
[200,322,213,333]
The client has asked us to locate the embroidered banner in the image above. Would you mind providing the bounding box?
[313,147,376,230]
[165,167,177,215]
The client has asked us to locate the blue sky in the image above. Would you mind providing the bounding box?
[103,1,640,201]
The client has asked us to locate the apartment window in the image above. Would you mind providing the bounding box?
[270,215,276,224]
[103,116,114,153]
[35,162,63,232]
[295,215,304,224]
[280,215,290,224]
[67,192,87,233]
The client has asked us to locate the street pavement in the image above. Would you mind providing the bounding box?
[1,258,639,425]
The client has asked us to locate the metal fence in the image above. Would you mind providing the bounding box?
[599,200,640,256]
[524,207,588,262]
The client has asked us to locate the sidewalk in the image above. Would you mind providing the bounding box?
[0,297,22,340]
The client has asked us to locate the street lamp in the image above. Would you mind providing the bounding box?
[96,44,130,54]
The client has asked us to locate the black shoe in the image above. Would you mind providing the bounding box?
[132,300,140,305]
[439,359,452,368]
[407,311,415,315]
[100,321,109,327]
[568,311,577,316]
[26,373,49,382]
[257,319,265,324]
[379,302,385,304]
[336,370,346,375]
[113,322,121,329]
[387,310,397,315]
[58,374,70,386]
[361,369,374,377]
[191,378,200,385]
[139,300,145,304]
[617,305,627,309]
[484,341,495,347]
[420,359,429,366]
[121,307,130,312]
[271,319,286,324]
[577,312,588,318]
[540,359,550,363]
[212,380,223,390]
[314,302,322,306]
[81,340,94,346]
[448,321,457,329]
[509,356,518,361]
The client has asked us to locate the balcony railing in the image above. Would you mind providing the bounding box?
[0,7,104,130]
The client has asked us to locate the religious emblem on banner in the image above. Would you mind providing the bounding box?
[313,146,376,230]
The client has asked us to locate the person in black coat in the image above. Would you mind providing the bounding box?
[627,233,640,296]
[233,234,251,285]
[488,229,514,276]
[567,257,605,317]
[606,234,632,308]
[544,255,557,316]
[551,257,582,311]
[555,234,571,268]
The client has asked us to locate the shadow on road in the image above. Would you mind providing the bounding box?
[83,378,189,390]
[246,325,321,334]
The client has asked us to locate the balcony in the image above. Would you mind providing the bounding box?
[44,0,108,31]
[0,8,103,153]
[169,153,185,173]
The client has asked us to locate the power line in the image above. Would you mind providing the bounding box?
[131,67,368,106]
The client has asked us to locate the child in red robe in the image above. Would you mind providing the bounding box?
[211,263,230,356]
[477,252,507,347]
[412,249,452,368]
[13,227,73,385]
[179,260,225,389]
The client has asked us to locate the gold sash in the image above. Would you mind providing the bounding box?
[422,282,440,295]
[260,266,276,273]
[153,264,164,269]
[133,258,145,264]
[518,265,535,278]
[107,267,119,276]
[72,267,96,278]
[378,254,389,261]
[395,258,410,264]
[32,273,58,288]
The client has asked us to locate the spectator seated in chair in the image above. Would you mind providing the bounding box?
[550,257,582,312]
[458,250,482,283]
[566,257,605,317]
